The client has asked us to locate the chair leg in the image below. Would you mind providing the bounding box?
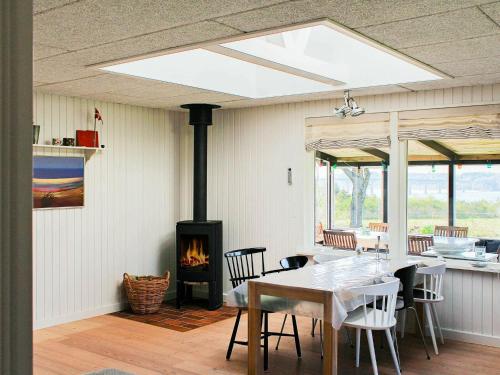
[366,329,378,375]
[275,314,288,350]
[431,304,444,345]
[264,312,269,371]
[226,309,242,360]
[400,309,406,339]
[385,329,401,375]
[392,326,401,369]
[424,304,439,355]
[355,328,361,367]
[344,327,354,348]
[320,320,323,359]
[291,315,302,358]
[409,306,430,360]
[311,318,316,337]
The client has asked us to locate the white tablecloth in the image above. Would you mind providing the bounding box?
[226,256,409,329]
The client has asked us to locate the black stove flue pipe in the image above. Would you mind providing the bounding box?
[180,104,221,222]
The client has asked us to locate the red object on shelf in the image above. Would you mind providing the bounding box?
[76,130,99,147]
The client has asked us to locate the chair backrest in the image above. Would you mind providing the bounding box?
[434,225,468,238]
[408,235,434,255]
[349,277,399,328]
[369,222,388,233]
[416,262,446,301]
[224,247,266,288]
[323,230,357,250]
[280,255,308,270]
[394,265,417,308]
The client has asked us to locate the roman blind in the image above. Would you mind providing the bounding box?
[398,104,500,141]
[305,113,390,151]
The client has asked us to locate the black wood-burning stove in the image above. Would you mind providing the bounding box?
[176,104,223,310]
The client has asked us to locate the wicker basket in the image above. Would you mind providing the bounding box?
[123,271,170,314]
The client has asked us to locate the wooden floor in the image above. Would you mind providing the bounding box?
[34,313,500,375]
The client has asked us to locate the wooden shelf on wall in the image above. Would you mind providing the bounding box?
[33,144,104,161]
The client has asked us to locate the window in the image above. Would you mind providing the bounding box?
[455,164,500,238]
[314,157,385,243]
[333,166,383,228]
[407,165,449,235]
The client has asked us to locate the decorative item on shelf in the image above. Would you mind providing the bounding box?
[76,107,104,147]
[32,123,40,144]
[76,130,99,147]
[123,271,170,314]
[63,137,75,146]
[52,138,62,146]
[33,156,84,209]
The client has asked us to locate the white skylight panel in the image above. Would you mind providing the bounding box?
[100,21,443,100]
[101,49,335,99]
[221,25,442,89]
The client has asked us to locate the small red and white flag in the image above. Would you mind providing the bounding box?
[94,108,103,123]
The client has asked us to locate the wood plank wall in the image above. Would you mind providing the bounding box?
[33,92,181,328]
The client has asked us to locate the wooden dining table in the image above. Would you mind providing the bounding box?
[245,256,429,375]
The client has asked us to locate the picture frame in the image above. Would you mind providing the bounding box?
[33,156,85,209]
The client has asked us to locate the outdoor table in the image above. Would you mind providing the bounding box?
[226,256,433,375]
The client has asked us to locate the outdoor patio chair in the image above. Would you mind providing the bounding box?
[434,225,468,238]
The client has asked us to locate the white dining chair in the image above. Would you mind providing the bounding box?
[414,262,446,355]
[343,277,401,375]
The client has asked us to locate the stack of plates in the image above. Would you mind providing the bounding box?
[428,243,469,255]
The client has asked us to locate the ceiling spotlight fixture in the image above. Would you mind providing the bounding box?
[334,90,365,118]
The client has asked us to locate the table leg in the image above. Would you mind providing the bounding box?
[322,293,338,375]
[248,281,262,375]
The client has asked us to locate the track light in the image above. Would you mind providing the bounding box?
[334,91,365,118]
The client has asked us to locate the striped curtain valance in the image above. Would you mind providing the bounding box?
[398,105,500,141]
[305,113,390,151]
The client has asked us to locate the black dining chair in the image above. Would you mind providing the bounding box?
[269,255,308,352]
[394,265,431,362]
[224,248,302,370]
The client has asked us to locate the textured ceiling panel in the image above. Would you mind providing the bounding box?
[82,21,242,66]
[34,52,102,83]
[400,34,500,64]
[34,43,68,60]
[32,0,500,109]
[216,0,492,32]
[480,1,500,25]
[105,82,203,100]
[34,0,79,14]
[34,0,283,50]
[434,56,500,77]
[219,85,410,109]
[128,92,244,110]
[36,74,150,96]
[357,7,499,49]
[400,72,500,91]
[79,92,158,107]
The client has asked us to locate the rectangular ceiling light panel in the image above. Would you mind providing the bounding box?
[100,22,443,99]
[102,48,334,99]
[221,25,442,89]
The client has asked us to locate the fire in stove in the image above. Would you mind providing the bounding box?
[181,237,209,268]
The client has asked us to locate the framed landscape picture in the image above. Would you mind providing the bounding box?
[33,156,84,209]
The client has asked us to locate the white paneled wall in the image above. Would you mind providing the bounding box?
[436,269,500,347]
[33,92,181,328]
